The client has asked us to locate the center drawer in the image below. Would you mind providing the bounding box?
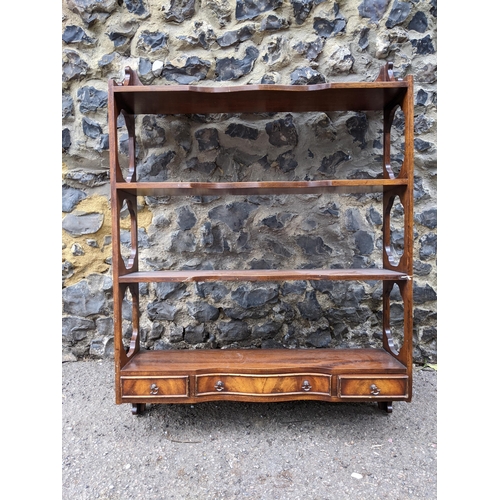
[195,373,331,396]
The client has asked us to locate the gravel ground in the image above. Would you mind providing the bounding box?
[62,360,437,500]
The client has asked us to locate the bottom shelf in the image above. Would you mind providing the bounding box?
[119,348,410,406]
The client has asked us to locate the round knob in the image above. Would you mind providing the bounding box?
[214,380,224,392]
[370,384,380,396]
[301,380,312,392]
[150,383,159,395]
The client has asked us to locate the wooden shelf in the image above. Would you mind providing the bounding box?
[112,81,409,115]
[116,179,408,197]
[118,268,409,283]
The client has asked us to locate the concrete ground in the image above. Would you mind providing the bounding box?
[62,359,437,499]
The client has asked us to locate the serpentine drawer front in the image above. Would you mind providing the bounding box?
[121,376,189,398]
[338,375,408,398]
[196,373,331,396]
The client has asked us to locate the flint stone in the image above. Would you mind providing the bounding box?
[168,230,196,252]
[62,277,110,316]
[188,301,220,322]
[62,212,103,236]
[62,316,95,342]
[413,284,437,304]
[236,0,283,20]
[186,157,217,176]
[416,209,437,229]
[265,114,298,147]
[318,151,350,175]
[66,0,118,26]
[208,202,257,232]
[217,25,256,47]
[62,93,74,118]
[225,123,259,140]
[346,113,368,149]
[138,31,168,52]
[385,1,412,29]
[62,50,89,83]
[411,35,435,55]
[252,321,281,339]
[297,291,322,320]
[215,46,259,81]
[141,115,166,148]
[96,317,113,336]
[77,86,107,113]
[195,128,220,151]
[62,25,96,46]
[155,282,188,300]
[62,185,87,212]
[290,66,326,85]
[260,15,289,30]
[408,11,427,32]
[185,324,207,343]
[306,329,331,347]
[65,170,108,187]
[176,205,197,230]
[419,233,437,260]
[147,301,179,320]
[163,0,196,23]
[359,27,370,50]
[106,21,139,48]
[291,0,327,25]
[162,56,211,84]
[231,285,279,308]
[297,235,332,256]
[313,16,346,37]
[62,129,71,151]
[281,281,307,296]
[124,0,148,16]
[358,0,390,23]
[218,320,250,342]
[82,117,102,138]
[137,151,176,181]
[196,282,229,301]
[354,230,374,255]
[293,37,324,61]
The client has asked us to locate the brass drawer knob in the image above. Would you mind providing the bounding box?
[370,384,380,396]
[301,380,312,392]
[150,383,159,395]
[215,380,225,392]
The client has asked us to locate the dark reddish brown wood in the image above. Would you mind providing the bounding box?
[118,268,409,283]
[108,62,414,414]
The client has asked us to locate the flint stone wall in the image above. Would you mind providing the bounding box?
[62,0,437,363]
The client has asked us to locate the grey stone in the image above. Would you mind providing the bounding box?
[195,282,229,301]
[313,16,346,37]
[358,27,370,50]
[367,207,382,225]
[346,113,368,149]
[385,1,412,29]
[318,151,350,175]
[162,56,211,84]
[137,151,176,181]
[98,53,117,67]
[200,222,226,253]
[411,35,435,55]
[354,230,374,255]
[215,46,259,81]
[64,170,108,188]
[62,50,89,83]
[62,280,107,316]
[146,301,179,321]
[62,316,95,342]
[217,25,256,47]
[252,320,281,339]
[186,157,217,176]
[225,123,259,140]
[358,0,391,23]
[290,66,326,85]
[297,235,332,256]
[187,301,220,322]
[297,291,322,320]
[176,206,197,230]
[185,324,207,343]
[62,129,71,151]
[260,15,289,31]
[82,117,102,138]
[163,0,196,23]
[155,282,188,300]
[415,138,432,152]
[320,202,340,218]
[66,0,117,26]
[208,202,257,232]
[291,0,326,25]
[96,317,113,336]
[124,0,149,16]
[62,25,96,46]
[306,329,331,347]
[281,281,307,296]
[231,285,279,309]
[413,284,437,304]
[265,237,292,257]
[419,233,437,260]
[276,150,297,173]
[218,320,250,342]
[293,37,324,61]
[178,23,217,50]
[62,93,74,119]
[62,212,104,236]
[408,11,427,33]
[138,31,168,53]
[195,128,220,151]
[77,86,107,113]
[265,114,298,147]
[141,115,166,148]
[236,0,283,21]
[106,20,139,50]
[168,230,196,252]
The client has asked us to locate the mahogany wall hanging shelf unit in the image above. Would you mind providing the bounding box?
[108,62,414,416]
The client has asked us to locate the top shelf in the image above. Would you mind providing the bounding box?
[109,65,410,116]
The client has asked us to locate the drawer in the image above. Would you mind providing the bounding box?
[121,376,189,398]
[196,373,331,396]
[338,375,408,398]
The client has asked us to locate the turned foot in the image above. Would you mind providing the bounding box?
[377,401,393,413]
[131,403,146,415]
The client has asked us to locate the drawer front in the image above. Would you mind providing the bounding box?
[122,376,189,398]
[338,376,408,398]
[196,373,331,396]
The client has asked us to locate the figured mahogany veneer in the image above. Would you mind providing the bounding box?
[108,62,414,415]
